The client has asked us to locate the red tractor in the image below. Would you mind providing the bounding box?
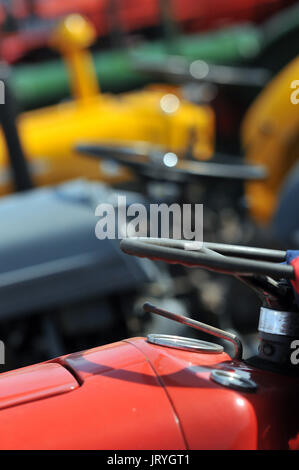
[0,237,298,450]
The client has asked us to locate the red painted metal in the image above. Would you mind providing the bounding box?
[0,340,185,449]
[0,337,297,449]
[0,362,78,410]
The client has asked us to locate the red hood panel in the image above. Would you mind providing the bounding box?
[0,339,185,449]
[127,338,258,450]
[58,339,148,382]
[0,362,78,410]
[1,337,298,449]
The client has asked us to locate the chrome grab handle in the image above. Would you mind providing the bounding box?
[143,302,243,360]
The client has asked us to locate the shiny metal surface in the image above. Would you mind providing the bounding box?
[259,307,299,337]
[210,369,257,392]
[144,302,243,359]
[147,334,224,353]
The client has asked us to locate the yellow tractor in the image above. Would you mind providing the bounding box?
[0,14,214,196]
[242,56,299,225]
[76,55,299,228]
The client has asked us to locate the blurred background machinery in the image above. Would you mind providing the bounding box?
[0,1,297,371]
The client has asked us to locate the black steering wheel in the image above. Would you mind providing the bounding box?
[76,143,266,183]
[120,238,294,280]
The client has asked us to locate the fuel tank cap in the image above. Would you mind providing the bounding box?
[147,334,224,353]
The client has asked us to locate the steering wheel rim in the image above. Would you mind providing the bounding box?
[76,143,266,182]
[120,238,294,279]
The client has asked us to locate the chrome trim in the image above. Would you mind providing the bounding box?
[211,369,257,392]
[144,302,243,359]
[147,334,224,353]
[258,307,299,337]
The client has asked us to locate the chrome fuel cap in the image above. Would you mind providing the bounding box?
[147,334,224,353]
